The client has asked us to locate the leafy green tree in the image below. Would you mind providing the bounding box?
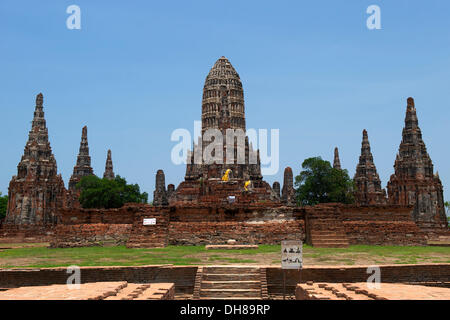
[0,192,8,220]
[77,175,148,209]
[294,157,355,206]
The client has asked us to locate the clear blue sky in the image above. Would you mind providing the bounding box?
[1,0,449,202]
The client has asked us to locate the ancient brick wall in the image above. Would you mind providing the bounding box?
[266,264,450,296]
[0,264,448,298]
[168,205,303,245]
[0,224,55,243]
[126,208,170,248]
[0,266,197,296]
[169,220,305,245]
[341,205,427,245]
[50,224,132,248]
[51,204,155,248]
[57,206,136,224]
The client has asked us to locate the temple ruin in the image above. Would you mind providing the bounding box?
[353,130,387,205]
[1,59,448,248]
[387,98,447,228]
[4,93,66,226]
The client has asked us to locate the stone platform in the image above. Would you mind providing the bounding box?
[295,282,450,300]
[205,245,259,250]
[0,281,174,300]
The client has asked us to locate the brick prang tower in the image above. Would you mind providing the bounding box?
[5,93,66,225]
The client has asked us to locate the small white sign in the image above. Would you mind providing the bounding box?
[227,196,236,204]
[281,240,303,270]
[143,218,156,226]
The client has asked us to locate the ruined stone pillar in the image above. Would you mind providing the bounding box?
[153,170,168,206]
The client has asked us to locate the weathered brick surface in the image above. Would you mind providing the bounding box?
[341,205,427,245]
[267,264,450,297]
[0,264,448,299]
[126,209,170,248]
[0,224,54,243]
[47,203,434,248]
[295,282,450,300]
[0,266,197,296]
[50,224,132,248]
[169,220,304,245]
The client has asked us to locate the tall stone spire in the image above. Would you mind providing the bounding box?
[103,149,115,180]
[184,56,262,181]
[5,93,66,225]
[201,56,245,135]
[388,98,447,226]
[281,167,295,205]
[354,130,386,205]
[69,126,94,190]
[153,169,168,206]
[333,147,342,170]
[172,57,276,204]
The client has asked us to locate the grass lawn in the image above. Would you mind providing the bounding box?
[0,244,449,268]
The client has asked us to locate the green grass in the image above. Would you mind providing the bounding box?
[0,244,448,268]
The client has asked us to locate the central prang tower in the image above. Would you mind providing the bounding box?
[166,57,282,205]
[185,56,262,182]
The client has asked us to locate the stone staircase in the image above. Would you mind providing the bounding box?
[306,207,349,248]
[193,266,268,300]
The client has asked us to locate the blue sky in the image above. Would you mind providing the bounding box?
[1,0,449,202]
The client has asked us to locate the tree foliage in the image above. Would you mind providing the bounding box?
[77,175,148,209]
[294,157,355,206]
[0,193,8,220]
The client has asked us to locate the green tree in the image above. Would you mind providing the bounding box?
[77,175,148,209]
[0,192,8,220]
[294,157,355,206]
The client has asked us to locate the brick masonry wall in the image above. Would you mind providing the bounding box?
[341,205,427,245]
[11,203,435,248]
[0,224,55,243]
[51,204,305,247]
[0,264,448,297]
[126,209,170,248]
[0,266,197,295]
[169,220,305,245]
[50,224,132,248]
[266,264,450,296]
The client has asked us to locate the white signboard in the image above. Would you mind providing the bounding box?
[143,218,156,226]
[281,240,303,269]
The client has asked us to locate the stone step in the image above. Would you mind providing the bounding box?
[104,283,149,300]
[203,267,260,274]
[200,289,261,298]
[201,281,261,290]
[203,273,261,281]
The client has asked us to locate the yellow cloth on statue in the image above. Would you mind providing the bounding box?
[222,169,231,182]
[244,180,251,191]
